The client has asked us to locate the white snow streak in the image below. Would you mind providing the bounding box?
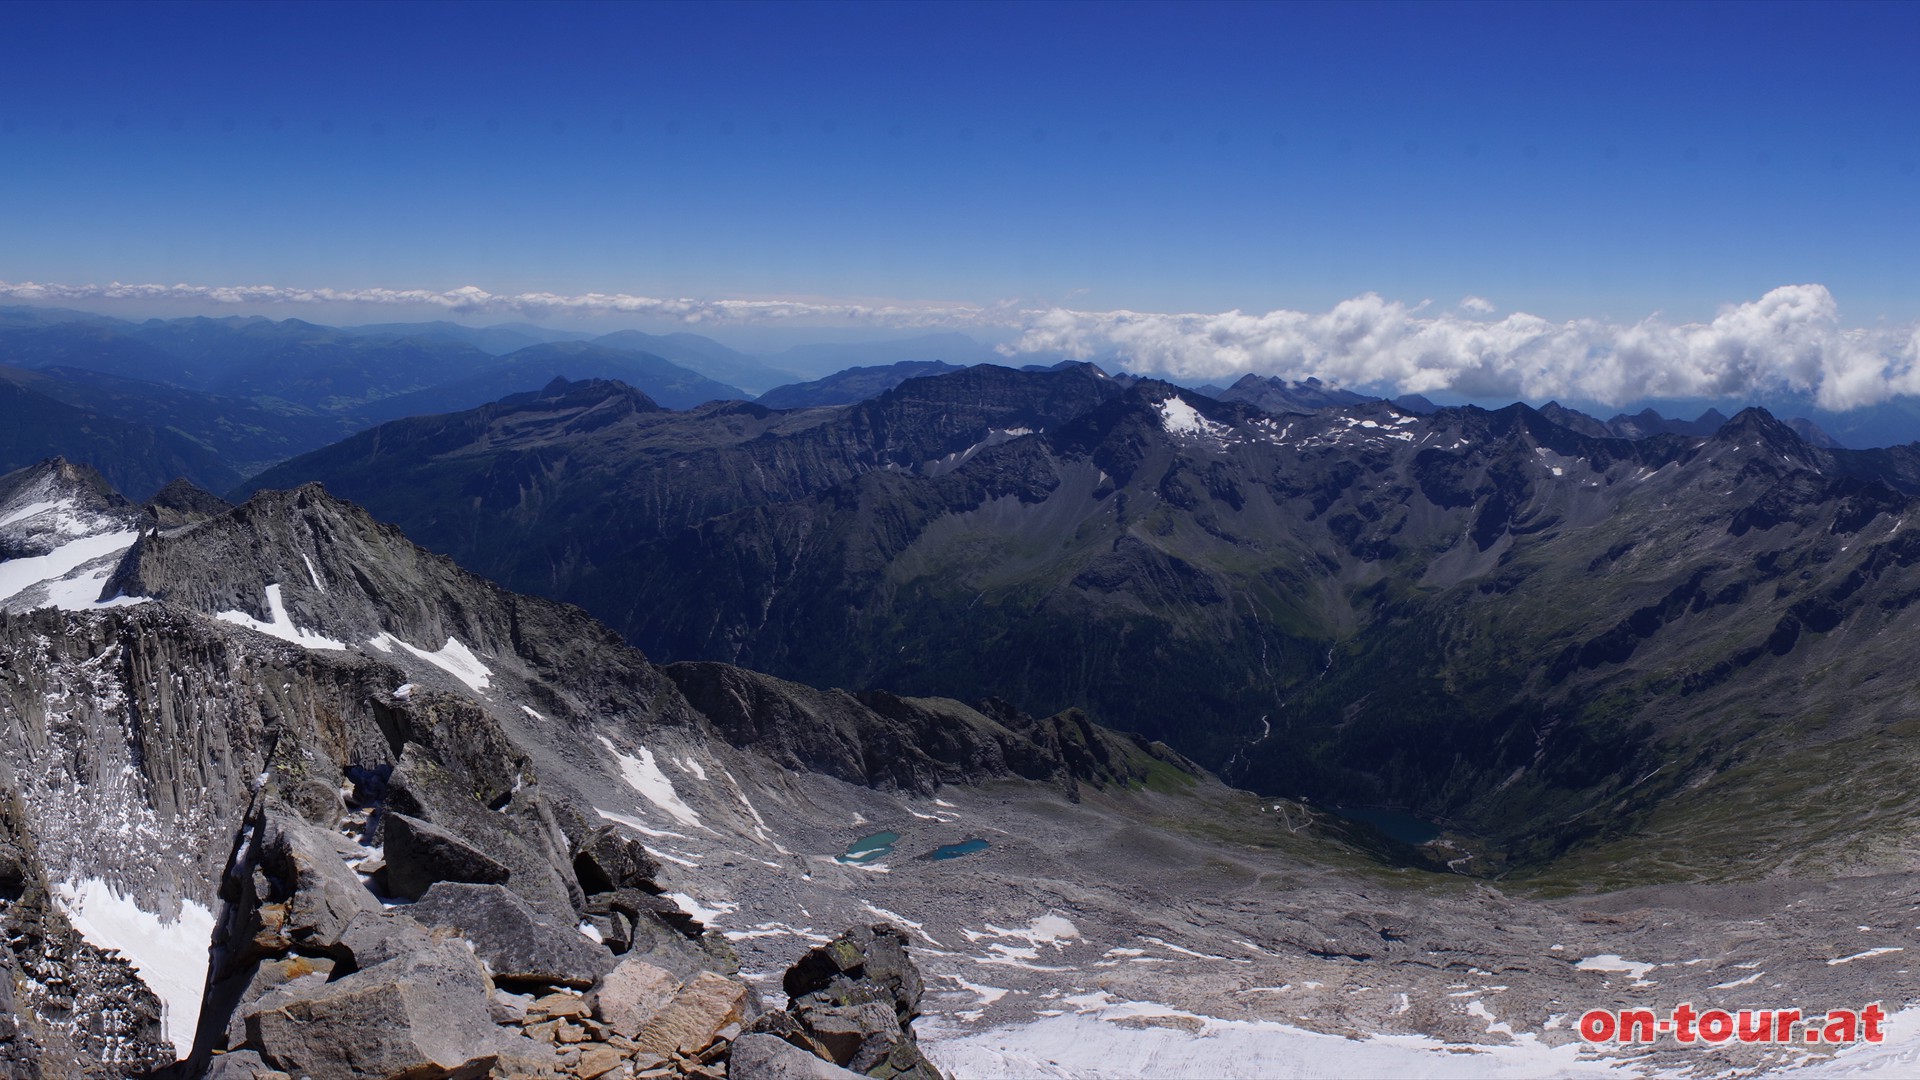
[597,737,704,829]
[215,584,345,650]
[366,632,492,691]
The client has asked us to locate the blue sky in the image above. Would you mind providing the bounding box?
[2,1,1918,405]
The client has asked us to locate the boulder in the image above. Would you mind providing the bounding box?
[573,824,663,893]
[247,939,554,1079]
[792,1000,901,1069]
[729,1033,864,1080]
[633,970,750,1060]
[257,812,379,952]
[381,812,511,900]
[574,1044,624,1079]
[203,1049,293,1080]
[337,910,439,969]
[589,956,681,1037]
[784,924,923,1022]
[767,924,946,1080]
[408,881,614,987]
[221,954,336,1052]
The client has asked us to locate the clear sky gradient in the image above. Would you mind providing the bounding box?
[2,2,1917,407]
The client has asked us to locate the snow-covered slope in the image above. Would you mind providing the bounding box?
[0,458,146,613]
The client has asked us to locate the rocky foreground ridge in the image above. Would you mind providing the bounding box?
[0,458,1187,1077]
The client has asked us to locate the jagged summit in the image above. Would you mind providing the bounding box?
[140,477,232,529]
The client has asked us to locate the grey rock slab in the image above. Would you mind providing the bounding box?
[574,823,663,893]
[381,811,512,900]
[260,811,380,951]
[409,881,615,987]
[729,1034,863,1080]
[203,1049,294,1080]
[337,909,438,969]
[792,1000,901,1069]
[247,939,516,1079]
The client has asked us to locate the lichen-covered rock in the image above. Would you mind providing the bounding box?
[756,925,945,1080]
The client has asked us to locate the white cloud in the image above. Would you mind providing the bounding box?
[5,278,1917,411]
[1003,285,1920,411]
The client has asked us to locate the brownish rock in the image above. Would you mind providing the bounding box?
[633,972,748,1060]
[591,956,682,1037]
[574,1044,624,1079]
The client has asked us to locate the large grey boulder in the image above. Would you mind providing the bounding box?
[730,1034,863,1080]
[759,925,946,1080]
[336,909,439,969]
[573,823,663,893]
[247,938,555,1078]
[408,881,614,987]
[257,812,380,953]
[380,811,511,900]
[203,1049,293,1080]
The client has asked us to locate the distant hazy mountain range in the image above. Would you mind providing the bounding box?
[0,303,1913,501]
[241,362,1920,882]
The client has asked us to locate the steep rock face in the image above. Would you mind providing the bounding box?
[240,365,1127,617]
[664,664,1190,798]
[0,461,1137,1074]
[236,367,1920,872]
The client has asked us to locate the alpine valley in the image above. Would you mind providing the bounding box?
[4,315,1920,1078]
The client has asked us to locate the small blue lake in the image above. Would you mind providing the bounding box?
[928,838,990,860]
[1333,807,1442,845]
[837,831,899,863]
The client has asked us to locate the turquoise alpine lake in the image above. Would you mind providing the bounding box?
[928,838,990,860]
[838,831,900,863]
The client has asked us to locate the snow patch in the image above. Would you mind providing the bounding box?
[366,632,492,691]
[665,891,737,927]
[0,529,141,608]
[1574,954,1656,985]
[40,564,148,612]
[922,999,1631,1079]
[0,498,72,528]
[597,737,704,829]
[53,878,216,1057]
[216,584,346,650]
[521,705,546,721]
[1155,396,1229,438]
[302,554,326,592]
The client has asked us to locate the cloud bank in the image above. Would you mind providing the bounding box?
[1010,285,1920,412]
[4,278,1918,411]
